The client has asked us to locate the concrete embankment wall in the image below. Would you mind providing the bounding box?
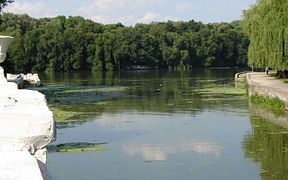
[249,103,288,128]
[246,72,288,109]
[0,82,55,179]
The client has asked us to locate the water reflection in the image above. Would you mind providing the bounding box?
[123,141,223,161]
[249,103,288,128]
[40,69,248,126]
[93,114,133,128]
[44,69,263,180]
[244,103,288,179]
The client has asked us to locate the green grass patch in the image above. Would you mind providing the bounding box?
[250,96,284,109]
[250,96,285,115]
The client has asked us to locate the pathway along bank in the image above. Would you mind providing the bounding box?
[236,72,288,109]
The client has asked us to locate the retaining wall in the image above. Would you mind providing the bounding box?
[0,81,55,179]
[246,72,288,110]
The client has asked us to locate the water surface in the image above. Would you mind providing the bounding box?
[42,69,288,180]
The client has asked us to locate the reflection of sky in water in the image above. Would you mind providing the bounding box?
[123,141,223,161]
[93,113,133,128]
[46,70,263,180]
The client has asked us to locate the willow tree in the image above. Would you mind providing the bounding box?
[243,0,288,71]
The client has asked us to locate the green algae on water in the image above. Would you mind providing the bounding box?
[63,87,127,93]
[48,142,107,153]
[196,87,246,95]
[39,86,128,104]
[49,106,83,122]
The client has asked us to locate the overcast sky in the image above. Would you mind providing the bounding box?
[5,0,256,25]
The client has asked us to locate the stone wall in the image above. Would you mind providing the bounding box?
[246,72,288,110]
[0,81,55,179]
[249,103,288,128]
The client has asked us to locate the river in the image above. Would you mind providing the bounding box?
[39,69,288,180]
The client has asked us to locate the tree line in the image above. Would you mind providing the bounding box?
[0,13,249,73]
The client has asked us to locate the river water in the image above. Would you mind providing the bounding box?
[41,69,288,180]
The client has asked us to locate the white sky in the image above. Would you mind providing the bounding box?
[5,0,257,25]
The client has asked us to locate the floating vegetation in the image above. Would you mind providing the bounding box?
[42,86,127,124]
[196,87,246,95]
[260,169,268,175]
[48,142,107,153]
[39,86,127,104]
[63,87,127,93]
[49,106,83,122]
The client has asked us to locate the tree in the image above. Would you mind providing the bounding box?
[243,0,288,72]
[1,12,249,72]
[0,0,13,13]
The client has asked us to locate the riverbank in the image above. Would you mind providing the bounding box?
[239,72,288,110]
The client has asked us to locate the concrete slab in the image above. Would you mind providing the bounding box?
[0,151,43,180]
[0,82,55,179]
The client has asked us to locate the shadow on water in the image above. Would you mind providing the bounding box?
[244,103,288,179]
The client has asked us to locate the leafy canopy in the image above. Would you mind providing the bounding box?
[243,0,288,70]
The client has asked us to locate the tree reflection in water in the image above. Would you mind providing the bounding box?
[244,103,288,179]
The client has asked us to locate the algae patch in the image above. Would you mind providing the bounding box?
[49,106,82,122]
[48,142,107,153]
[42,86,127,123]
[39,86,127,104]
[63,87,127,93]
[196,87,246,95]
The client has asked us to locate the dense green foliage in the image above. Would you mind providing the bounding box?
[0,13,249,73]
[243,0,288,70]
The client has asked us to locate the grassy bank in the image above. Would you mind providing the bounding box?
[250,95,285,115]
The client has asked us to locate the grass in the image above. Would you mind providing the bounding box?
[250,95,285,115]
[250,96,285,109]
